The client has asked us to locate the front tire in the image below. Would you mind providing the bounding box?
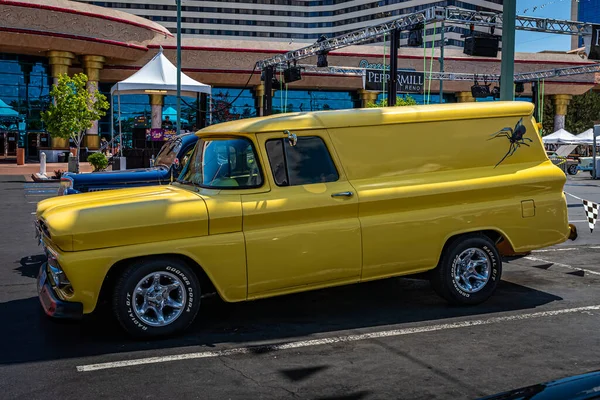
[430,234,502,305]
[112,258,201,338]
[567,164,578,175]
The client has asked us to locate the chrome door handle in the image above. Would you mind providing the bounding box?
[331,191,353,198]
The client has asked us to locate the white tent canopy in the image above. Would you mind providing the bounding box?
[574,128,597,145]
[109,48,211,160]
[542,128,579,144]
[110,47,211,97]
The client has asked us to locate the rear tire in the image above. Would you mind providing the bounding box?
[112,258,201,338]
[430,234,502,305]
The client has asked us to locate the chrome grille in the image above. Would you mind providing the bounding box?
[38,219,51,239]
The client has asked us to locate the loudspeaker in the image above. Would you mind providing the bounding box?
[283,67,302,83]
[515,82,525,93]
[408,28,423,47]
[463,36,500,57]
[471,84,491,99]
[132,127,147,149]
[317,53,328,67]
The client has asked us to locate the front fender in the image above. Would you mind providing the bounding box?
[56,233,248,314]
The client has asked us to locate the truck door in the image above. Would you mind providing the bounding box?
[242,130,362,297]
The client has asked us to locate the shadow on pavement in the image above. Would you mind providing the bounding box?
[0,264,562,366]
[15,255,46,279]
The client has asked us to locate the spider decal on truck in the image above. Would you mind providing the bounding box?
[489,118,532,168]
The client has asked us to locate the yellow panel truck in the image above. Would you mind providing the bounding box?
[35,101,577,337]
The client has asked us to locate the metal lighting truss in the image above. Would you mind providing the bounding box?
[513,64,600,82]
[257,6,595,69]
[441,7,590,36]
[296,63,600,83]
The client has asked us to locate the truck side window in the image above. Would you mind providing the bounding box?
[265,136,339,186]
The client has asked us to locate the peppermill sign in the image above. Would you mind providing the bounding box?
[363,68,425,93]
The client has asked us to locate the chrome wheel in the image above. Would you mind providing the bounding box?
[453,248,491,294]
[133,271,186,327]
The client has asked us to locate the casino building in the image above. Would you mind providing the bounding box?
[0,0,597,163]
[75,0,503,47]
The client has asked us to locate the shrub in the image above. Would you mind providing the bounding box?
[366,95,418,108]
[88,152,108,172]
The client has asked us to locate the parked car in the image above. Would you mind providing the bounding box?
[57,133,198,195]
[577,156,597,176]
[35,102,577,338]
[478,370,600,400]
[546,151,579,175]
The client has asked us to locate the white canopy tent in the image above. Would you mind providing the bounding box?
[109,47,211,155]
[110,48,211,98]
[542,128,579,144]
[574,128,597,145]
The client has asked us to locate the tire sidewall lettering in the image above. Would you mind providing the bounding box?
[165,266,195,312]
[125,292,147,331]
[482,245,499,281]
[166,266,191,286]
[450,255,471,298]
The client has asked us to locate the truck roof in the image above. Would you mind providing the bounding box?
[197,101,534,136]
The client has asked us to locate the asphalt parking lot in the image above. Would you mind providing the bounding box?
[0,174,599,400]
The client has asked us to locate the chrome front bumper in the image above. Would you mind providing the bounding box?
[37,263,83,319]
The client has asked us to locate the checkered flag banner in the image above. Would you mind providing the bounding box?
[583,199,599,233]
[564,192,599,234]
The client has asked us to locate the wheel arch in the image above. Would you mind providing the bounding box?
[97,253,220,312]
[439,228,517,261]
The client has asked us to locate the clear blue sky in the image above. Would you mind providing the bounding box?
[515,0,573,53]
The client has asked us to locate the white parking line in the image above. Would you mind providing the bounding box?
[524,256,600,276]
[76,304,600,373]
[532,248,579,252]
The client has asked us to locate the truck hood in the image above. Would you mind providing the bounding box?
[37,185,208,251]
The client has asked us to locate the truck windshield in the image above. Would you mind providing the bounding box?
[178,137,262,188]
[155,137,183,167]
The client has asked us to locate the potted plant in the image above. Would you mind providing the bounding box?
[41,73,109,173]
[87,152,109,172]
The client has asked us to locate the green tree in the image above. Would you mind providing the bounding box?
[41,73,109,172]
[366,95,418,108]
[541,91,600,136]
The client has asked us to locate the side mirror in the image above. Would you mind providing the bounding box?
[284,130,297,147]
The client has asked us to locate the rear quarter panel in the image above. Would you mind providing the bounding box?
[328,114,569,280]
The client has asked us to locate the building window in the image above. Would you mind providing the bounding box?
[272,89,358,113]
[0,54,51,158]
